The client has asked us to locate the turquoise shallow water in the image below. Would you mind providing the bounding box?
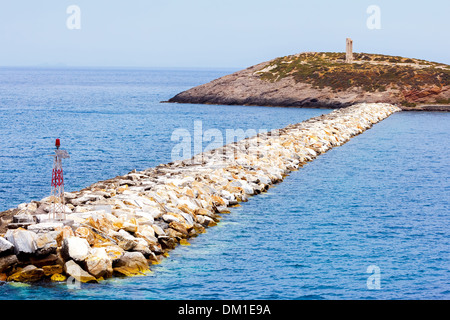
[0,68,449,299]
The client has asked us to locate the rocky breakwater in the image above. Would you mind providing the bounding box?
[0,103,401,285]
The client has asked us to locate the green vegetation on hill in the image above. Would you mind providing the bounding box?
[256,52,450,95]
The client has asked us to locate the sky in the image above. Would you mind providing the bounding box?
[0,0,449,68]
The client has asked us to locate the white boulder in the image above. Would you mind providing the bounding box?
[5,229,38,255]
[62,236,91,262]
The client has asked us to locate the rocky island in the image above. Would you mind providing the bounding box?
[167,52,450,111]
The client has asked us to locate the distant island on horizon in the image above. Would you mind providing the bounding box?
[166,51,450,111]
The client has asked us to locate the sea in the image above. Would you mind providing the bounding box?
[0,67,448,300]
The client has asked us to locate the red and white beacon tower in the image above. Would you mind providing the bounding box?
[50,138,70,221]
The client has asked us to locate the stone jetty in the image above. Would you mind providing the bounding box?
[0,103,401,284]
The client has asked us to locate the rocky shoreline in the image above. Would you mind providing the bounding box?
[400,104,450,112]
[0,103,401,285]
[165,99,450,112]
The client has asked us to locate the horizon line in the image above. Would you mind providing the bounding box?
[0,65,244,71]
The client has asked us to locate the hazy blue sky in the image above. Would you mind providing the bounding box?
[0,0,448,68]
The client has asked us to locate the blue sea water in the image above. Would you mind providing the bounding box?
[0,67,448,300]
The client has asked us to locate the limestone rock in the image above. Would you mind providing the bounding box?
[50,273,67,282]
[5,229,38,255]
[179,239,190,246]
[195,208,216,219]
[113,252,149,276]
[139,224,155,237]
[64,260,97,283]
[103,245,124,263]
[135,225,158,245]
[132,239,153,258]
[197,215,217,227]
[158,236,177,250]
[162,214,180,224]
[75,227,96,245]
[43,265,63,276]
[27,222,63,234]
[29,253,60,268]
[8,265,44,282]
[256,174,272,185]
[17,202,38,213]
[166,228,183,239]
[169,221,189,237]
[151,224,166,237]
[12,213,35,224]
[216,206,230,214]
[122,218,138,233]
[193,222,206,235]
[0,255,18,273]
[70,194,103,206]
[85,248,113,279]
[134,210,155,225]
[117,185,129,194]
[63,225,75,236]
[0,237,14,256]
[111,230,138,251]
[148,242,163,255]
[178,212,194,227]
[34,232,58,256]
[61,237,91,262]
